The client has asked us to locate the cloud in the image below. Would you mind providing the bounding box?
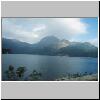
[2,19,47,43]
[2,18,89,44]
[32,24,46,32]
[55,18,88,34]
[88,38,98,47]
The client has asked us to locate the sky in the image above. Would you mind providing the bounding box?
[2,18,98,46]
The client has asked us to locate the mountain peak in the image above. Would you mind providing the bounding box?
[41,35,59,41]
[39,36,60,45]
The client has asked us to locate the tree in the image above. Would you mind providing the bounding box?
[5,65,15,81]
[16,67,26,79]
[28,70,42,81]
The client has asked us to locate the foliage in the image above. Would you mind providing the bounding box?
[5,65,42,81]
[5,65,26,81]
[28,70,42,81]
[5,65,15,80]
[16,67,26,78]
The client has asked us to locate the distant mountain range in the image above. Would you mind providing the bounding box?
[2,36,98,57]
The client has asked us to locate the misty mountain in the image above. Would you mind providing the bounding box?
[58,42,98,57]
[2,38,33,54]
[2,36,98,57]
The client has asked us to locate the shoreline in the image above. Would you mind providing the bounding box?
[56,73,98,81]
[2,54,98,58]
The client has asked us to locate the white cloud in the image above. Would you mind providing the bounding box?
[55,18,88,34]
[2,18,89,44]
[2,19,47,43]
[32,24,46,32]
[88,38,98,47]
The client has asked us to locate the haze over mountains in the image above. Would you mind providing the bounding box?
[2,36,98,57]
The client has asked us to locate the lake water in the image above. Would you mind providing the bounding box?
[2,54,98,81]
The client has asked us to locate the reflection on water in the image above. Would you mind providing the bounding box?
[2,54,98,81]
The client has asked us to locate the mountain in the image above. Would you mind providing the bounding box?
[2,38,33,54]
[38,36,70,49]
[39,36,59,45]
[58,42,98,57]
[58,39,70,49]
[2,36,98,57]
[32,36,60,55]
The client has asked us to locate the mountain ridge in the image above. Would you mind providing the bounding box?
[2,36,98,57]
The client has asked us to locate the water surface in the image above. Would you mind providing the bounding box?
[2,54,98,81]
